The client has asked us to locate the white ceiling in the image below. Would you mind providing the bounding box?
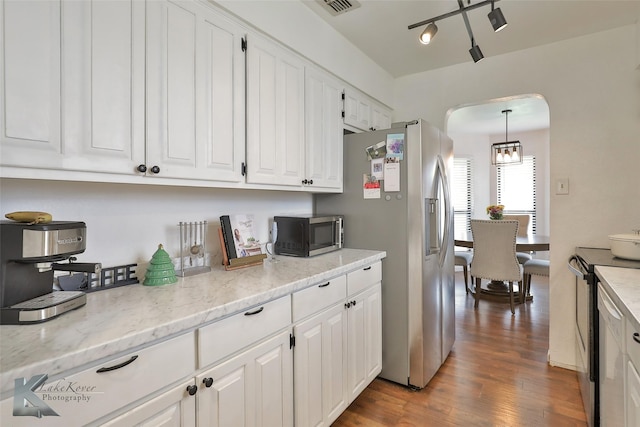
[302,0,638,134]
[303,0,639,78]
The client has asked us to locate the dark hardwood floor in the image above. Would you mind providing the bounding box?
[333,270,588,426]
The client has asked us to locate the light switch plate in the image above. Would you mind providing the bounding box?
[556,178,569,195]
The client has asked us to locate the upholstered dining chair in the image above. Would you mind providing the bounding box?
[522,259,550,303]
[470,219,523,314]
[454,250,473,293]
[502,214,532,265]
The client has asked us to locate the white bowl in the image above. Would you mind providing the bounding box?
[609,233,640,261]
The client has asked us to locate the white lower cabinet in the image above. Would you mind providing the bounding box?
[346,283,382,402]
[626,318,640,427]
[292,263,382,427]
[196,329,294,427]
[99,378,197,427]
[0,332,195,426]
[294,301,348,427]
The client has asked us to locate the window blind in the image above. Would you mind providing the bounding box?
[452,157,473,234]
[497,155,537,234]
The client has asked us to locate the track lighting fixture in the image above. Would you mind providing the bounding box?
[491,109,523,166]
[488,2,507,32]
[408,0,508,62]
[469,42,484,63]
[419,22,438,45]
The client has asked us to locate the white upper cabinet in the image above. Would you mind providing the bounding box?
[1,1,60,168]
[1,0,146,173]
[145,0,246,182]
[343,87,391,132]
[0,1,146,173]
[62,0,146,174]
[245,32,306,187]
[304,67,343,190]
[343,89,371,131]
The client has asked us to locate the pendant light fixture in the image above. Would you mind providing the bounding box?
[491,109,523,166]
[408,0,508,63]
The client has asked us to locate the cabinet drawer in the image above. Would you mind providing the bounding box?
[198,295,291,368]
[292,275,346,322]
[347,262,382,296]
[627,319,640,367]
[1,332,195,427]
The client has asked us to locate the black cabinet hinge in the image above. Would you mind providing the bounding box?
[290,334,295,349]
[341,110,345,119]
[241,162,246,176]
[341,90,345,100]
[241,37,247,52]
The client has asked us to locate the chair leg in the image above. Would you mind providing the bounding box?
[474,277,480,308]
[524,274,531,302]
[509,281,515,315]
[463,266,469,294]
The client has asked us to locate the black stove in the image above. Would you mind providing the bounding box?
[575,247,640,272]
[570,247,640,427]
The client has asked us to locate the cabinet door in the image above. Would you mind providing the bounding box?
[246,33,305,186]
[371,102,391,131]
[304,67,343,190]
[0,0,61,168]
[99,379,196,427]
[197,329,294,427]
[346,283,382,402]
[343,89,370,131]
[294,303,348,427]
[146,0,245,181]
[628,360,640,427]
[63,0,146,175]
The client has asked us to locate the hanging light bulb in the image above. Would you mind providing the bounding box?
[511,145,520,162]
[503,148,511,162]
[496,148,504,163]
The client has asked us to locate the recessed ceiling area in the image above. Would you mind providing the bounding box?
[446,95,550,135]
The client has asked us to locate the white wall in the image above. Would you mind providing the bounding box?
[0,179,313,270]
[394,25,640,369]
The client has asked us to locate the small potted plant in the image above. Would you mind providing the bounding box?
[486,204,505,220]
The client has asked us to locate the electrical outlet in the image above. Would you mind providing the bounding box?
[556,178,569,195]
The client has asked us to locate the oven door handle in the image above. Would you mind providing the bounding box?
[568,255,587,279]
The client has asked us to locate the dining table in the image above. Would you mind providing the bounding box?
[454,231,550,252]
[454,231,550,303]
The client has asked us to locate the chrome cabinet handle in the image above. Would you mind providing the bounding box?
[96,355,138,373]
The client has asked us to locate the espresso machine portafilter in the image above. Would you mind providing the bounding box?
[0,221,88,324]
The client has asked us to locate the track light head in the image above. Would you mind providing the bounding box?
[419,22,438,45]
[488,6,507,32]
[469,44,484,62]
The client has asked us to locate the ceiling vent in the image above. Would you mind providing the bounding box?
[316,0,361,16]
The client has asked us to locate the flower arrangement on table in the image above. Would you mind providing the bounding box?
[486,204,505,220]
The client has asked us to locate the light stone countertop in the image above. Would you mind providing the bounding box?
[0,248,386,396]
[595,266,640,332]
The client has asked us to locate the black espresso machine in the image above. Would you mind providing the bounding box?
[1,221,87,325]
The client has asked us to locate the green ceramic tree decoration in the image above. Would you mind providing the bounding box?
[143,244,178,286]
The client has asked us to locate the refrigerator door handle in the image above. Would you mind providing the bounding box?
[436,155,452,267]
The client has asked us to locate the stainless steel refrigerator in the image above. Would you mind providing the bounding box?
[314,119,455,389]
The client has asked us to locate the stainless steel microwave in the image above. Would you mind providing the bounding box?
[274,215,343,257]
